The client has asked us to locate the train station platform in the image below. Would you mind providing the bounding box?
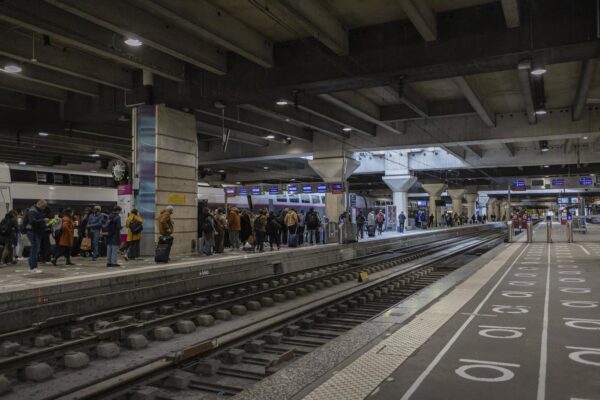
[290,222,600,400]
[0,223,499,333]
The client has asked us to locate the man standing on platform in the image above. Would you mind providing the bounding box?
[398,211,406,233]
[25,199,49,273]
[227,207,241,251]
[86,206,104,261]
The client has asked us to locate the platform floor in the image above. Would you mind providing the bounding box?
[0,225,451,292]
[300,224,600,400]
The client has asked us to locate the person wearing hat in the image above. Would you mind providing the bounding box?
[159,206,174,236]
[124,208,143,260]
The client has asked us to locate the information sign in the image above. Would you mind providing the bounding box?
[251,187,261,195]
[331,183,344,193]
[239,187,248,195]
[288,185,298,194]
[417,200,428,207]
[317,183,328,193]
[225,187,236,197]
[552,178,565,186]
[268,186,279,195]
[302,184,312,193]
[579,177,593,186]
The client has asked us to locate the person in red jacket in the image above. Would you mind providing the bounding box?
[52,208,75,266]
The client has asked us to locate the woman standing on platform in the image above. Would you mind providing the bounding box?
[214,209,226,254]
[52,208,75,266]
[0,210,18,265]
[124,209,143,260]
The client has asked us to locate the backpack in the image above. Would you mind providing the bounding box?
[19,212,29,234]
[306,212,318,228]
[0,218,8,237]
[129,219,143,234]
[202,218,213,234]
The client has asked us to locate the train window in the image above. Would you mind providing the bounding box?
[36,172,49,183]
[9,169,37,182]
[301,194,310,204]
[70,175,86,185]
[311,195,320,204]
[53,174,65,184]
[105,178,117,188]
[276,195,287,203]
[289,195,299,203]
[89,176,106,187]
[320,196,325,204]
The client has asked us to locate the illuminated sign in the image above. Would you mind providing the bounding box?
[551,178,565,186]
[288,185,298,194]
[512,180,526,187]
[417,200,428,207]
[251,187,261,195]
[331,183,344,193]
[225,188,235,196]
[268,186,279,195]
[302,184,312,193]
[579,177,593,186]
[317,184,328,193]
[557,197,570,204]
[238,187,248,195]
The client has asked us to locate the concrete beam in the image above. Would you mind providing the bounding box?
[564,139,574,154]
[195,105,313,143]
[380,99,475,122]
[451,76,495,127]
[0,73,68,102]
[443,146,466,160]
[197,121,269,147]
[397,82,429,118]
[0,0,186,81]
[500,0,520,28]
[517,62,537,124]
[0,89,26,110]
[462,145,483,158]
[46,0,226,75]
[0,61,99,97]
[318,93,401,134]
[252,0,348,56]
[136,0,272,68]
[398,0,437,41]
[500,142,514,157]
[0,27,132,90]
[573,59,597,121]
[241,103,348,139]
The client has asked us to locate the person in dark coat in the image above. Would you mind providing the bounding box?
[266,211,281,251]
[0,210,19,265]
[240,210,252,244]
[398,211,406,233]
[25,199,49,272]
[103,206,122,267]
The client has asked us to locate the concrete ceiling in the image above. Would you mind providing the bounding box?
[0,0,598,190]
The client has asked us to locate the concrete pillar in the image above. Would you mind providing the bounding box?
[422,183,446,226]
[382,175,417,216]
[133,105,198,256]
[487,198,496,219]
[464,193,477,219]
[495,199,502,220]
[308,156,360,221]
[446,189,465,216]
[500,200,508,220]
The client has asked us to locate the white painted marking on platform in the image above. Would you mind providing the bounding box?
[577,245,591,255]
[536,245,551,400]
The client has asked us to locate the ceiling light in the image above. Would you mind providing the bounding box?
[235,181,241,184]
[543,165,550,168]
[535,108,547,115]
[276,100,288,106]
[583,136,588,140]
[90,170,97,173]
[265,134,275,139]
[285,118,290,122]
[217,169,225,173]
[2,63,22,73]
[38,131,49,137]
[49,186,55,190]
[342,127,352,132]
[531,67,547,76]
[291,178,296,181]
[540,140,549,152]
[124,38,143,47]
[263,166,269,170]
[18,161,26,166]
[90,153,100,158]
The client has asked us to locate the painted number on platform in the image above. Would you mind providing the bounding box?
[563,318,600,331]
[455,359,520,382]
[566,346,600,367]
[561,300,599,308]
[491,305,529,314]
[478,325,525,339]
[501,291,534,298]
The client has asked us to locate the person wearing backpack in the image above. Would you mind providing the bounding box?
[199,208,216,256]
[356,211,366,240]
[266,211,281,251]
[124,209,143,260]
[0,210,18,265]
[103,206,123,267]
[227,207,241,251]
[52,208,75,266]
[86,206,104,261]
[305,208,320,245]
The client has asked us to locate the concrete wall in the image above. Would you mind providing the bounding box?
[155,105,198,256]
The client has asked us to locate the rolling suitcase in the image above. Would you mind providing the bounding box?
[367,225,376,237]
[288,230,298,248]
[155,235,173,263]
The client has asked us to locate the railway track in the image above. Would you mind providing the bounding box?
[0,230,504,399]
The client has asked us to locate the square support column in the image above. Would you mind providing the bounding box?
[382,175,417,216]
[422,183,446,226]
[447,188,465,216]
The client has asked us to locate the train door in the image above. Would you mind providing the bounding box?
[197,199,208,233]
[0,186,11,216]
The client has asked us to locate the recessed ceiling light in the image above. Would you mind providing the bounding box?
[3,63,22,73]
[90,153,100,158]
[447,169,452,171]
[217,169,225,173]
[90,170,97,173]
[342,127,352,132]
[541,147,549,152]
[49,186,55,190]
[38,131,49,137]
[235,181,241,184]
[531,67,547,76]
[265,134,275,139]
[583,136,588,140]
[535,108,547,115]
[263,166,269,170]
[124,38,143,47]
[18,161,26,166]
[543,165,549,168]
[276,100,288,106]
[284,118,290,122]
[290,178,296,181]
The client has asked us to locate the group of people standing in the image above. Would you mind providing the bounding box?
[198,206,324,255]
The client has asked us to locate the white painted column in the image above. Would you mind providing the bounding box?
[422,183,446,226]
[464,193,477,219]
[447,188,465,216]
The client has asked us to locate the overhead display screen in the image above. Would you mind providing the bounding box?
[225,188,235,196]
[251,187,261,195]
[302,184,312,193]
[317,184,328,193]
[331,183,344,193]
[551,178,565,186]
[512,180,526,187]
[288,185,298,194]
[579,177,593,186]
[268,186,279,195]
[238,187,248,195]
[417,200,428,206]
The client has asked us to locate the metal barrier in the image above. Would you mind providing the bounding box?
[506,221,514,242]
[323,222,339,244]
[566,220,573,243]
[546,221,553,243]
[526,221,533,243]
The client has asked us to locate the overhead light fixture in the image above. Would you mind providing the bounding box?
[290,178,296,181]
[235,181,241,184]
[90,153,100,158]
[38,131,49,137]
[265,134,275,139]
[540,140,549,152]
[583,136,588,140]
[276,100,288,106]
[284,118,291,122]
[535,108,547,115]
[531,66,547,76]
[124,38,143,47]
[263,166,269,170]
[49,186,55,190]
[342,127,352,132]
[18,161,27,166]
[90,170,97,173]
[543,165,550,168]
[2,63,22,73]
[217,169,225,173]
